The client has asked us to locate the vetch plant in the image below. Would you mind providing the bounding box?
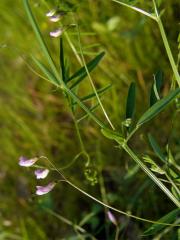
[18,154,179,228]
[21,0,180,237]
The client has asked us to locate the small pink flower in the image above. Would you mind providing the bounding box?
[49,11,66,22]
[36,182,56,195]
[50,28,63,38]
[19,156,38,167]
[107,211,117,225]
[34,169,49,179]
[46,9,56,17]
[49,15,61,22]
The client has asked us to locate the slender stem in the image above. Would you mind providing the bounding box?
[115,227,120,240]
[165,173,180,197]
[65,179,180,226]
[72,114,91,166]
[40,157,180,227]
[63,33,105,130]
[97,143,110,238]
[112,0,157,21]
[157,19,180,86]
[154,218,180,240]
[152,0,180,87]
[65,32,83,65]
[45,208,86,233]
[64,86,106,128]
[112,0,180,86]
[159,178,180,186]
[126,125,139,142]
[73,116,86,152]
[77,103,100,123]
[123,144,180,207]
[45,208,98,240]
[74,15,115,130]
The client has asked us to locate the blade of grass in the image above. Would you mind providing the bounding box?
[23,0,60,81]
[45,208,86,233]
[32,56,60,86]
[143,208,180,236]
[74,16,115,130]
[65,32,82,65]
[112,0,157,21]
[77,103,100,123]
[152,0,180,87]
[65,87,107,128]
[112,0,180,86]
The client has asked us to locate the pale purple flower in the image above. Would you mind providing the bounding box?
[19,156,38,167]
[36,182,56,195]
[34,169,49,179]
[50,28,63,38]
[107,211,117,225]
[49,15,61,22]
[46,9,56,17]
[49,11,66,22]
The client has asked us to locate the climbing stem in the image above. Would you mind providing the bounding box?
[123,144,180,208]
[152,0,180,87]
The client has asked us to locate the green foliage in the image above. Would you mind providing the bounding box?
[101,128,124,144]
[150,70,164,106]
[60,37,66,82]
[32,56,60,85]
[72,83,112,106]
[143,155,165,175]
[143,208,180,236]
[126,82,136,119]
[0,0,180,239]
[125,82,136,128]
[67,52,105,88]
[148,133,166,163]
[137,88,180,126]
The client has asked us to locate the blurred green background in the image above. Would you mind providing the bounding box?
[0,0,179,239]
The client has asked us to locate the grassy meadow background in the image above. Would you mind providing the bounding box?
[0,0,179,239]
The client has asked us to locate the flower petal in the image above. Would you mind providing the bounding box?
[46,9,56,17]
[107,211,117,225]
[36,182,56,195]
[19,156,38,167]
[34,169,49,179]
[49,15,61,22]
[50,28,63,38]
